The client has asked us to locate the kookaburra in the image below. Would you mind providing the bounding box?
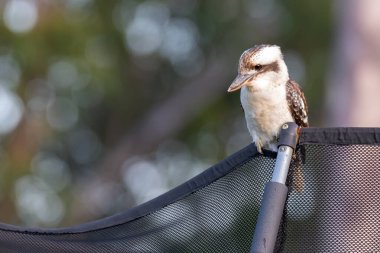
[228,44,309,153]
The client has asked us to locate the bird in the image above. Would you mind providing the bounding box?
[228,44,308,152]
[227,44,308,191]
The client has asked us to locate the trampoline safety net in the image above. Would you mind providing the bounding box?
[1,127,380,252]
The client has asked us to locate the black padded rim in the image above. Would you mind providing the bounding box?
[299,127,380,145]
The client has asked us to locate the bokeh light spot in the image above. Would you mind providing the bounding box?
[160,18,198,62]
[159,18,204,76]
[122,160,168,204]
[48,60,79,89]
[46,97,79,131]
[0,86,24,135]
[31,152,71,192]
[125,17,162,56]
[0,54,21,88]
[3,0,38,34]
[125,2,169,56]
[15,176,64,226]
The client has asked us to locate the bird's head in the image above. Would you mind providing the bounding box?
[227,44,289,92]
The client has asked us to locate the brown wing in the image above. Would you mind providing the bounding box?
[286,79,309,127]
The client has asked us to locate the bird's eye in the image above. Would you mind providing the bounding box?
[254,64,263,71]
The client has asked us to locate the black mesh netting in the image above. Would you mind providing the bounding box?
[1,127,380,252]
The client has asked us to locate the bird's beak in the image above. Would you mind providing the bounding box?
[227,74,253,92]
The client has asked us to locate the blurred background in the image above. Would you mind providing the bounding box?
[0,0,378,228]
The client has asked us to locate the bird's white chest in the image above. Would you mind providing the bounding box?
[240,85,293,150]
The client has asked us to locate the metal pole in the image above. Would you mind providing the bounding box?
[271,146,294,184]
[250,122,299,253]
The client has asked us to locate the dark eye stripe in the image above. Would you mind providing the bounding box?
[241,59,280,73]
[265,61,279,72]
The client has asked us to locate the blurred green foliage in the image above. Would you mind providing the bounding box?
[0,0,332,227]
